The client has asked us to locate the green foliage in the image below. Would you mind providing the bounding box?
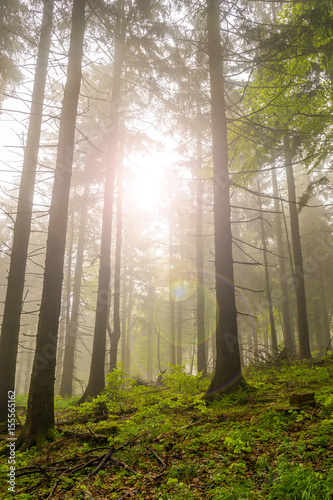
[77,363,135,417]
[256,455,270,472]
[162,365,206,394]
[169,462,199,480]
[224,434,252,455]
[7,359,333,499]
[322,393,333,410]
[208,482,251,500]
[54,395,79,409]
[95,421,119,436]
[105,362,133,396]
[216,389,248,407]
[268,463,333,499]
[15,394,28,407]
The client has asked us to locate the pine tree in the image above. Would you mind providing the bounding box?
[205,0,245,400]
[0,0,54,422]
[17,0,86,448]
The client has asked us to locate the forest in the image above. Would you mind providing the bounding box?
[0,0,333,498]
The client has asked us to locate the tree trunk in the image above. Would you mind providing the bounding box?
[23,326,36,395]
[15,354,23,394]
[176,301,182,366]
[56,205,75,394]
[125,276,133,375]
[0,0,54,422]
[17,0,86,448]
[257,181,278,352]
[271,164,295,353]
[121,282,127,367]
[55,313,66,395]
[284,134,312,359]
[60,181,89,396]
[66,206,75,329]
[196,126,206,373]
[316,262,331,354]
[78,6,126,403]
[147,313,153,380]
[109,159,123,372]
[169,209,176,366]
[205,0,244,400]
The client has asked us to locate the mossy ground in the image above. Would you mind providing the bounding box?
[1,358,333,499]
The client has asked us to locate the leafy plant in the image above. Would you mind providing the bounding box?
[169,462,199,480]
[229,461,247,474]
[54,394,79,409]
[105,362,133,396]
[77,363,135,417]
[162,365,206,394]
[267,463,333,499]
[14,394,28,406]
[224,435,252,454]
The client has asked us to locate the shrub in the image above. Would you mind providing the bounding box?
[162,365,206,394]
[268,463,333,499]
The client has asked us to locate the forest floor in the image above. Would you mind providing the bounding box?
[1,358,333,499]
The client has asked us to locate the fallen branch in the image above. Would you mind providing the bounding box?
[47,453,106,498]
[47,435,143,497]
[87,447,114,479]
[110,456,138,475]
[47,479,59,499]
[148,447,166,479]
[59,429,108,443]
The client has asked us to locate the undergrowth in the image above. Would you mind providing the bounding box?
[1,359,333,499]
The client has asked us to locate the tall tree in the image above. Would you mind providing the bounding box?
[78,0,126,403]
[205,0,245,401]
[17,0,86,448]
[257,180,278,352]
[169,202,176,366]
[60,179,90,396]
[284,135,312,359]
[271,164,294,353]
[196,118,206,374]
[109,158,123,372]
[0,0,54,422]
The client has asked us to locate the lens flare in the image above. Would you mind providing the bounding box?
[169,280,192,302]
[153,275,218,347]
[152,270,255,373]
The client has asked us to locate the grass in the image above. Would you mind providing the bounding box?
[1,359,333,498]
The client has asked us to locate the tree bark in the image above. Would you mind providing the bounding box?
[125,275,133,375]
[23,326,36,395]
[78,4,126,403]
[121,282,127,367]
[56,205,75,394]
[257,181,278,352]
[60,181,89,396]
[316,259,331,354]
[196,124,206,373]
[55,312,66,395]
[284,134,312,359]
[205,0,244,400]
[0,0,54,422]
[176,301,182,366]
[169,207,176,366]
[271,164,295,353]
[147,309,153,380]
[109,161,123,372]
[17,0,86,448]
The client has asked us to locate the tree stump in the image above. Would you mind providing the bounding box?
[290,392,315,408]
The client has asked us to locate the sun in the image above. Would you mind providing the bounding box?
[127,152,165,211]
